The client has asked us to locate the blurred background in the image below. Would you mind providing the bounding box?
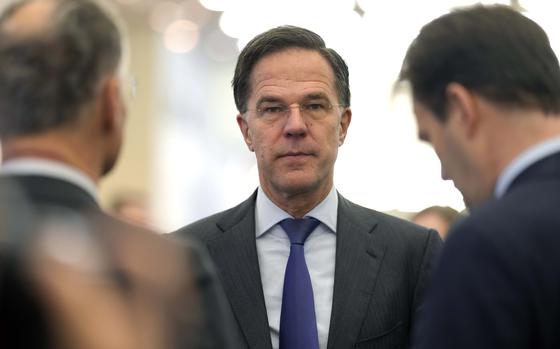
[99,0,557,231]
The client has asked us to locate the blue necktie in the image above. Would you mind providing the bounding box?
[279,217,321,349]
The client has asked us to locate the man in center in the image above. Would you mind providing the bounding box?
[175,26,442,349]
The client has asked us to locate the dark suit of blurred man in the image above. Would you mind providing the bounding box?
[0,1,233,348]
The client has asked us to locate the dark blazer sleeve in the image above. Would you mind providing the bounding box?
[412,218,531,349]
[178,237,237,349]
[411,226,443,321]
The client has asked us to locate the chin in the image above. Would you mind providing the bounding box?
[273,175,325,196]
[462,190,492,209]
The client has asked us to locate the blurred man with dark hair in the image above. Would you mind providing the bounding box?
[175,25,442,349]
[412,206,461,239]
[399,5,560,349]
[0,1,233,348]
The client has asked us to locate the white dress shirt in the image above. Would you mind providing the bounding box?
[495,136,560,199]
[255,186,337,349]
[1,157,98,201]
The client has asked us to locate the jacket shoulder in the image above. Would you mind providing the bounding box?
[172,191,257,242]
[340,196,438,243]
[174,208,232,240]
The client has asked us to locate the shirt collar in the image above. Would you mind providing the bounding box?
[255,186,338,238]
[495,135,560,199]
[1,157,99,202]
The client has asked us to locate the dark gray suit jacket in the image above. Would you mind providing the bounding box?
[174,191,442,349]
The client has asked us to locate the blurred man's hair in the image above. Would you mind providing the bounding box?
[399,5,560,121]
[232,25,351,113]
[0,0,123,137]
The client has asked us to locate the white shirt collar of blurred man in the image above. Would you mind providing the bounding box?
[1,157,98,201]
[495,135,560,199]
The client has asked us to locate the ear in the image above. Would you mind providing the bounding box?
[100,76,125,133]
[236,114,254,152]
[338,107,352,146]
[445,83,479,139]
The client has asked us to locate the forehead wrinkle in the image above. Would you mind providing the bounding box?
[251,62,334,90]
[1,0,57,39]
[253,77,333,90]
[255,91,331,107]
[252,78,336,104]
[248,48,337,103]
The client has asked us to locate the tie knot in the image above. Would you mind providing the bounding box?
[279,217,320,245]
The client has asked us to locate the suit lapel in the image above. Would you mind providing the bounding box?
[207,193,272,349]
[327,195,386,349]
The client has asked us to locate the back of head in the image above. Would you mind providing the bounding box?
[399,5,560,121]
[413,205,461,225]
[0,0,122,138]
[232,25,351,113]
[412,205,462,239]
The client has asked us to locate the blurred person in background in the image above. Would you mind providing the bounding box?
[175,25,442,349]
[411,205,461,239]
[399,4,560,349]
[110,191,152,228]
[0,0,233,348]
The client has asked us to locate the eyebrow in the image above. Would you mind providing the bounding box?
[303,92,330,101]
[255,92,331,107]
[255,96,283,107]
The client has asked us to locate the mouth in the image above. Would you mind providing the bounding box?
[278,152,313,159]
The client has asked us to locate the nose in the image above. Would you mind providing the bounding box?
[283,105,308,138]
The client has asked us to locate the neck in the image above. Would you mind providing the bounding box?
[262,181,333,218]
[484,112,560,190]
[2,133,101,183]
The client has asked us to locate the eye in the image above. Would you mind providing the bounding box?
[303,102,328,111]
[263,106,286,113]
[258,103,287,116]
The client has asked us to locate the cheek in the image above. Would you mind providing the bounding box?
[315,122,339,141]
[251,130,269,150]
[251,133,276,164]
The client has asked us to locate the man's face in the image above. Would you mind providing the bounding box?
[237,48,351,201]
[413,100,485,207]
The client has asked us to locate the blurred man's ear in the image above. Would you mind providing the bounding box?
[100,76,126,133]
[445,83,480,139]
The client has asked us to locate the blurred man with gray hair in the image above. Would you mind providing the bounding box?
[0,1,233,348]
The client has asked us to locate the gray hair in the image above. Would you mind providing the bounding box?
[0,0,123,137]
